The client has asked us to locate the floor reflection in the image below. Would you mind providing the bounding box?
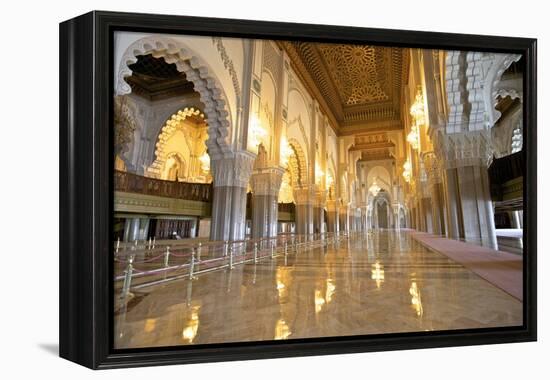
[114,230,523,349]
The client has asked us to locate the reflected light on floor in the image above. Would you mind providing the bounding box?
[371,261,385,288]
[143,318,156,333]
[274,318,291,340]
[315,290,326,314]
[325,278,336,303]
[409,282,423,317]
[182,305,200,343]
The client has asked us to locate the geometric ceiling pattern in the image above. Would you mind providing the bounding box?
[281,41,409,134]
[317,44,389,105]
[125,54,196,101]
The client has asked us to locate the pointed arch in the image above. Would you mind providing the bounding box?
[115,35,233,160]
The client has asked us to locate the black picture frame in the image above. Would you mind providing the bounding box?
[59,10,537,369]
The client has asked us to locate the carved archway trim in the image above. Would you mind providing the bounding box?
[147,107,205,178]
[116,35,232,159]
[287,138,309,188]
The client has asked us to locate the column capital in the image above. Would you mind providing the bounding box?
[438,131,493,169]
[211,150,256,188]
[294,186,314,205]
[250,166,285,196]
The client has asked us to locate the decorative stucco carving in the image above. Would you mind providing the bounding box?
[147,107,205,177]
[114,96,137,156]
[211,150,256,188]
[115,36,233,160]
[212,37,242,106]
[250,167,285,196]
[440,131,493,169]
[319,44,389,105]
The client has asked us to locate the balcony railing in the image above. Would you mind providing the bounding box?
[115,170,213,203]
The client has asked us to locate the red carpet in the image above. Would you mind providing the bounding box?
[410,231,523,301]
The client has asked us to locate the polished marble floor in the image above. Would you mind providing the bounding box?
[114,231,523,349]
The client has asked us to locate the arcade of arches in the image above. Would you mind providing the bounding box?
[113,32,524,347]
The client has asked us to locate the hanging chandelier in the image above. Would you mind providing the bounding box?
[199,151,210,173]
[407,89,425,151]
[315,162,324,184]
[369,177,381,197]
[249,113,267,152]
[407,126,420,150]
[402,159,412,183]
[280,135,293,166]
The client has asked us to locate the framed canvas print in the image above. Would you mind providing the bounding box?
[59,11,537,369]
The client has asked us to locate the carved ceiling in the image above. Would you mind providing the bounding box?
[125,54,197,101]
[351,132,395,161]
[281,41,409,134]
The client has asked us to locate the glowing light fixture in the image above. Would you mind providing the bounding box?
[199,151,210,173]
[249,113,267,152]
[315,162,324,184]
[280,135,293,166]
[407,125,420,151]
[369,177,381,197]
[402,159,412,183]
[407,89,425,151]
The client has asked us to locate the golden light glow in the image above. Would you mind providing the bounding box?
[409,282,424,317]
[314,289,326,314]
[406,125,420,151]
[276,267,291,299]
[402,159,412,183]
[143,318,157,333]
[274,318,292,340]
[199,151,210,173]
[369,177,381,197]
[325,278,336,303]
[181,305,200,343]
[280,135,293,166]
[407,89,425,151]
[410,89,426,124]
[248,114,267,152]
[326,172,334,188]
[371,261,385,288]
[315,162,324,184]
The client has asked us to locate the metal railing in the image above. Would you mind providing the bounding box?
[114,232,351,299]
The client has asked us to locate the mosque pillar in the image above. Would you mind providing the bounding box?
[360,206,368,231]
[210,151,256,241]
[443,168,462,240]
[326,200,338,233]
[455,164,497,249]
[393,205,400,229]
[128,218,141,242]
[444,132,497,249]
[338,205,349,233]
[294,187,313,235]
[313,189,327,234]
[250,167,284,238]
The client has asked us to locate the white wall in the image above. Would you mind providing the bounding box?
[2,1,546,380]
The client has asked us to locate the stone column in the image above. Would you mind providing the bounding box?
[250,167,284,238]
[456,165,497,249]
[338,205,348,233]
[313,189,327,234]
[128,218,141,242]
[442,132,498,249]
[326,200,338,233]
[443,168,462,240]
[210,151,256,241]
[294,187,313,235]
